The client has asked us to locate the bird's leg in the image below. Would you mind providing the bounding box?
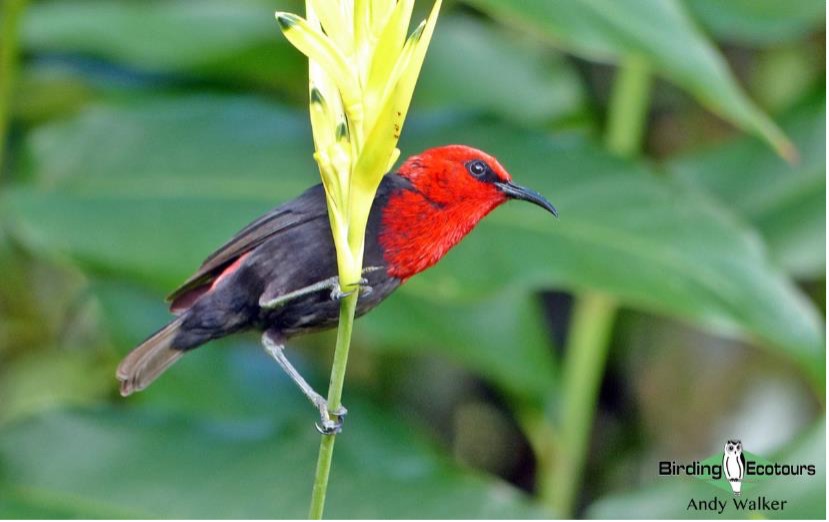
[260,276,340,309]
[259,266,380,309]
[261,332,347,434]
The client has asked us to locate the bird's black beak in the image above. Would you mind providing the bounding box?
[496,181,558,218]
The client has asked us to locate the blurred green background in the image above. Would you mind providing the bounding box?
[0,0,825,518]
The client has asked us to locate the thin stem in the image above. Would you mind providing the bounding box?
[324,289,358,415]
[543,293,616,516]
[0,0,28,174]
[308,290,358,519]
[537,55,651,517]
[605,54,651,157]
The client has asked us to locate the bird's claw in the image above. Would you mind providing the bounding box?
[315,404,348,435]
[330,278,372,301]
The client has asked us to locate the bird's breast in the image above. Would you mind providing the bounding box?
[377,189,502,280]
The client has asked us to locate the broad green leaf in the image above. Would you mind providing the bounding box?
[667,98,826,279]
[13,65,96,124]
[414,15,588,127]
[0,408,547,518]
[21,0,306,93]
[465,0,795,160]
[5,96,316,290]
[585,419,825,519]
[5,96,822,391]
[684,0,826,46]
[363,287,557,401]
[0,350,112,425]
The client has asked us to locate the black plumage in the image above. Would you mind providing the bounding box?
[117,174,410,396]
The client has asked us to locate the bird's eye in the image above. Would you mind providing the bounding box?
[466,160,488,177]
[728,445,733,450]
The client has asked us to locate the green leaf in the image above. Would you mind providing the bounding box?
[585,419,826,519]
[5,96,822,392]
[20,0,306,93]
[5,95,316,289]
[667,98,826,279]
[414,15,589,127]
[13,65,96,124]
[362,287,557,401]
[0,408,547,518]
[684,0,826,46]
[465,0,795,160]
[0,351,112,426]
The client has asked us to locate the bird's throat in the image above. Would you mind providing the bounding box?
[378,188,502,280]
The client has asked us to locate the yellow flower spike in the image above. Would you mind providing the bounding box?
[308,85,343,210]
[299,3,353,262]
[279,0,442,286]
[275,12,362,121]
[305,5,342,126]
[387,1,441,128]
[307,0,353,55]
[308,89,334,156]
[369,0,396,37]
[386,147,401,172]
[278,1,443,517]
[351,0,370,77]
[330,129,352,222]
[347,2,441,259]
[364,0,414,122]
[353,1,441,191]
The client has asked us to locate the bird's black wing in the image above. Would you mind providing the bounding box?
[167,184,328,308]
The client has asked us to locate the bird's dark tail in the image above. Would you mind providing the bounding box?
[116,317,185,396]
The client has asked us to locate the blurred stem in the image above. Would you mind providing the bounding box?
[544,293,616,516]
[539,56,650,517]
[605,55,651,157]
[0,0,27,175]
[309,290,358,519]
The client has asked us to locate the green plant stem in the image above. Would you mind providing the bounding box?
[544,293,616,516]
[0,0,28,174]
[605,54,652,157]
[539,55,651,517]
[308,290,358,519]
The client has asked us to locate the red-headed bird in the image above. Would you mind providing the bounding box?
[117,145,557,432]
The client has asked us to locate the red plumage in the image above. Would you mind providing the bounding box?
[379,147,512,279]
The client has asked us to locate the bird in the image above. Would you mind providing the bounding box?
[723,440,746,496]
[116,144,557,432]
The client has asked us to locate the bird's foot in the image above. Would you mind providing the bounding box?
[330,278,373,301]
[260,272,375,310]
[314,400,348,435]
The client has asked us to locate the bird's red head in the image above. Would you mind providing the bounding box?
[379,144,557,280]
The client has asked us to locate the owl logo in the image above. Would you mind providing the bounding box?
[723,439,746,495]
